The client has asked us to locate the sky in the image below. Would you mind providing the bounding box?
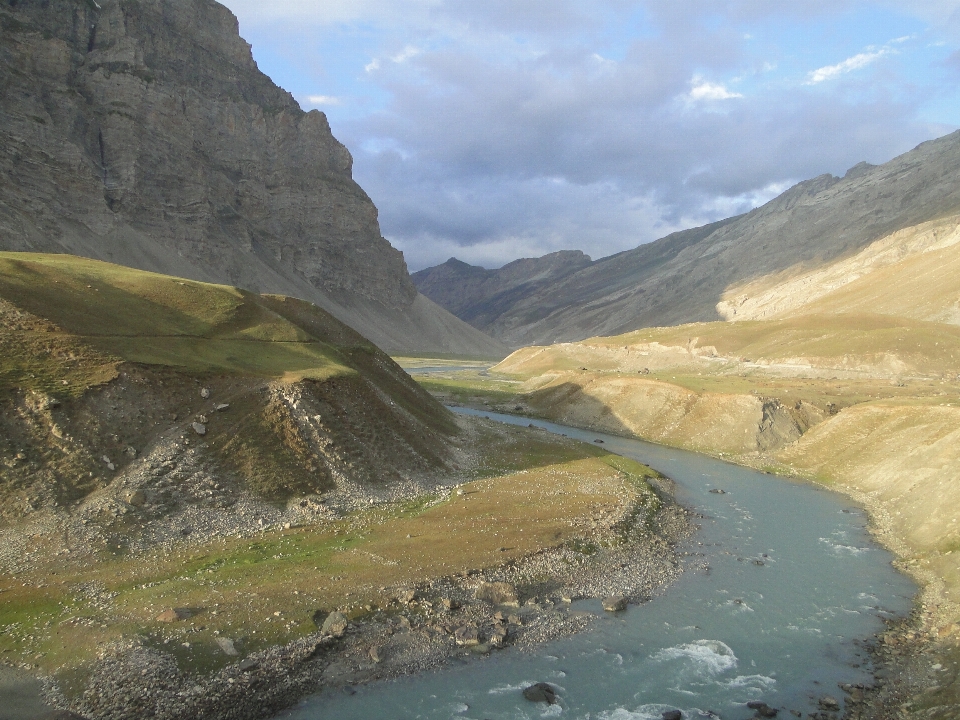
[220,0,960,272]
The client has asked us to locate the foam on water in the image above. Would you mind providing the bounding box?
[653,640,738,676]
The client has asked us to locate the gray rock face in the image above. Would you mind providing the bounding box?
[0,0,505,358]
[414,132,960,347]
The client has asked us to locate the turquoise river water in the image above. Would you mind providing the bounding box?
[279,408,916,720]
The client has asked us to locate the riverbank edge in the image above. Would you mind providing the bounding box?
[459,403,957,719]
[13,450,692,720]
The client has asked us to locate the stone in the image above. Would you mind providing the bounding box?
[522,682,557,704]
[475,581,519,606]
[125,490,146,507]
[602,596,627,612]
[441,597,458,610]
[818,696,839,710]
[124,446,138,457]
[593,439,604,444]
[216,404,230,411]
[238,658,258,672]
[396,588,418,604]
[200,388,211,399]
[215,637,238,656]
[368,645,381,663]
[747,701,778,717]
[709,488,727,494]
[454,625,479,646]
[321,611,349,637]
[662,711,682,720]
[192,422,207,436]
[156,607,192,622]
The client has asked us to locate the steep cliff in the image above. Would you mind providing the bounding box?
[0,0,505,358]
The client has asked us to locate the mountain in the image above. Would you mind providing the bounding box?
[414,131,960,347]
[0,0,506,358]
[411,250,592,330]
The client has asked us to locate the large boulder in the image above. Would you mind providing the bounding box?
[522,682,557,704]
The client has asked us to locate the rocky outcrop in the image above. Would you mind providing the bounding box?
[0,0,505,357]
[415,132,960,347]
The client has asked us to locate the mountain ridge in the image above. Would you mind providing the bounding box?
[414,130,960,347]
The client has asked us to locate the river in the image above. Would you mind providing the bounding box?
[280,408,915,720]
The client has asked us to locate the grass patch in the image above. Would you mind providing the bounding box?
[2,450,656,677]
[0,253,353,381]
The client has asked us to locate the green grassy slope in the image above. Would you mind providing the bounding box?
[0,252,353,383]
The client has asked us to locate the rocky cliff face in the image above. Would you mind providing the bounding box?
[416,131,960,347]
[0,0,505,357]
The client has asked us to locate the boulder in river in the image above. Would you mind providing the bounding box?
[476,581,519,606]
[747,701,778,717]
[602,596,627,612]
[662,710,682,720]
[522,682,557,704]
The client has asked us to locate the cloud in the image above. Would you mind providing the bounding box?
[304,95,343,106]
[220,0,960,271]
[689,78,743,101]
[804,49,889,84]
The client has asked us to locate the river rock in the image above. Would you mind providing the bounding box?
[709,488,726,494]
[818,696,839,710]
[602,595,627,612]
[662,711,682,720]
[454,625,479,646]
[476,581,519,606]
[747,701,778,717]
[192,422,207,436]
[522,682,557,704]
[321,611,349,637]
[489,625,508,646]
